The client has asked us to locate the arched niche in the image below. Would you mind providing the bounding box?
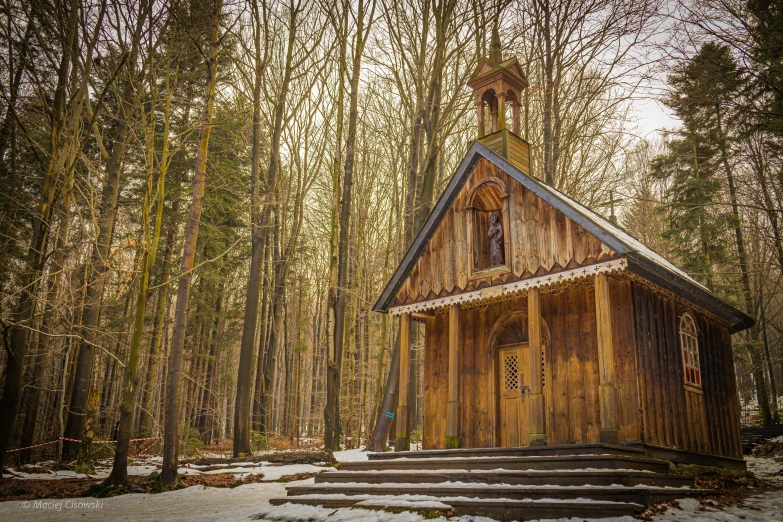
[465,177,512,277]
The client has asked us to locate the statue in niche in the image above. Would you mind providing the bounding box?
[488,213,504,266]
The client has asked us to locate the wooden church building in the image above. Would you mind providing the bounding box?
[373,38,753,467]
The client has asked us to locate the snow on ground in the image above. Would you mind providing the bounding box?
[333,448,371,462]
[648,493,783,522]
[11,457,327,482]
[2,448,782,522]
[0,480,303,522]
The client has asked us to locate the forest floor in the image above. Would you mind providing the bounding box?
[0,442,781,521]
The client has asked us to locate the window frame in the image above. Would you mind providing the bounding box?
[679,312,702,388]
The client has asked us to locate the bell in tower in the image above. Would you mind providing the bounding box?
[467,23,529,138]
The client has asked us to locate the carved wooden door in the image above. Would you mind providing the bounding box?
[498,343,530,447]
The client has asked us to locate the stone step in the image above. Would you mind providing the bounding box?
[286,482,711,506]
[340,454,671,473]
[315,469,694,488]
[269,494,645,519]
[368,443,645,460]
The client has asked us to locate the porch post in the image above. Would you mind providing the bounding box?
[446,304,460,448]
[395,312,411,451]
[594,272,620,444]
[528,288,547,445]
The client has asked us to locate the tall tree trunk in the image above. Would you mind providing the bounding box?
[716,107,771,424]
[326,0,373,452]
[64,58,139,460]
[138,206,177,435]
[759,289,779,422]
[252,228,271,432]
[105,35,169,484]
[138,61,179,436]
[20,173,73,464]
[0,0,81,474]
[234,0,270,456]
[161,0,222,484]
[542,1,554,186]
[367,330,400,451]
[198,290,223,443]
[324,5,349,453]
[254,0,300,440]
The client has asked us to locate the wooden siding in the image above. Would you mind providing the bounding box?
[541,284,601,445]
[478,129,531,174]
[422,279,640,450]
[632,282,742,459]
[608,277,642,443]
[423,315,448,449]
[396,158,616,306]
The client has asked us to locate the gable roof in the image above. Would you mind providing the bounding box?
[373,142,754,333]
[467,57,529,90]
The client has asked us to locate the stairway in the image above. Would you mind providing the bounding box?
[269,444,716,520]
[741,424,783,454]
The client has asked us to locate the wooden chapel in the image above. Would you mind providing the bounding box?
[373,34,753,467]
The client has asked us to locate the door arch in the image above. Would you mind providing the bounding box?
[489,309,550,447]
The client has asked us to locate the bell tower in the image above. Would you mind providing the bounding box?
[467,24,529,137]
[467,25,532,176]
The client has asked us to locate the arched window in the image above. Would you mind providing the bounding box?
[679,313,701,387]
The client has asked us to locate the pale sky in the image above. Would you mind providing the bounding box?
[634,96,681,139]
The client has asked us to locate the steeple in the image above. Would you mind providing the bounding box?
[467,27,528,138]
[490,23,502,63]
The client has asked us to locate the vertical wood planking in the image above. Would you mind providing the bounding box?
[609,277,641,442]
[528,288,546,445]
[446,304,460,447]
[594,274,619,444]
[423,315,447,449]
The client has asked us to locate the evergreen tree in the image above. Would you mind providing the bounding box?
[747,0,783,136]
[653,43,743,292]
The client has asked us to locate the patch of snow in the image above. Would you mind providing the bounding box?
[0,480,308,522]
[648,493,783,522]
[746,455,783,484]
[333,448,370,462]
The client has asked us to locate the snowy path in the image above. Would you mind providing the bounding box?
[0,480,300,521]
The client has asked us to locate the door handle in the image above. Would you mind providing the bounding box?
[520,384,530,402]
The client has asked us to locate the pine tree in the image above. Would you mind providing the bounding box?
[655,42,773,423]
[654,44,737,292]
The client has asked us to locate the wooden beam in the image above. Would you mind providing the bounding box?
[395,313,411,451]
[497,92,507,131]
[477,101,485,138]
[528,287,547,445]
[446,304,460,448]
[595,272,620,444]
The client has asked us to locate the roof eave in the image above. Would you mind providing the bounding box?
[624,252,755,333]
[372,143,485,313]
[373,143,755,335]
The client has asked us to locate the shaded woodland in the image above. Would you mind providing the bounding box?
[0,0,781,485]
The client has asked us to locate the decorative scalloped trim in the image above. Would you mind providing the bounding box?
[388,258,628,317]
